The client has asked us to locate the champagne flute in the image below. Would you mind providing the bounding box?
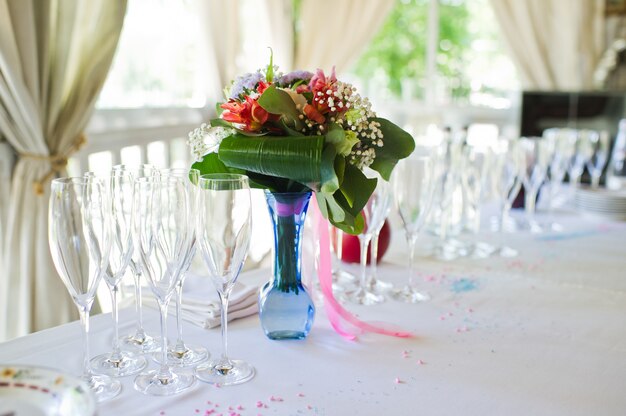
[520,137,550,233]
[48,177,121,402]
[157,168,209,368]
[391,157,436,302]
[115,164,159,352]
[585,130,610,188]
[344,174,390,305]
[492,139,523,257]
[90,172,147,376]
[133,176,195,396]
[196,174,254,386]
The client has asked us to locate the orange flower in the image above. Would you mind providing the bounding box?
[221,96,274,132]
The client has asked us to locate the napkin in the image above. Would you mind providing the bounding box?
[142,270,262,329]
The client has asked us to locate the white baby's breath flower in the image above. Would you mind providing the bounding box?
[187,124,234,162]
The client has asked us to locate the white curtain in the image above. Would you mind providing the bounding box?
[261,0,294,71]
[0,0,127,341]
[294,0,395,73]
[489,0,605,90]
[196,0,240,104]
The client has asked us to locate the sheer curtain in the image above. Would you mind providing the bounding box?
[196,0,240,105]
[294,0,395,73]
[489,0,605,90]
[0,0,126,341]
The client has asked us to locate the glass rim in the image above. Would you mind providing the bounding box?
[134,176,186,185]
[199,173,249,182]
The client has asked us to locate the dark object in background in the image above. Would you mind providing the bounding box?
[512,91,626,208]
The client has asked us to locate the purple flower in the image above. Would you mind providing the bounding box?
[229,71,265,100]
[276,70,313,87]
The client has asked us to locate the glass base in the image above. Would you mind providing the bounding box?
[266,330,308,340]
[134,369,195,396]
[196,359,255,386]
[343,287,385,306]
[157,343,209,368]
[370,278,393,292]
[498,246,519,258]
[120,330,159,352]
[90,351,147,377]
[85,373,122,402]
[392,286,430,303]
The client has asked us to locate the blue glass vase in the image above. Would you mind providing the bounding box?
[259,191,315,340]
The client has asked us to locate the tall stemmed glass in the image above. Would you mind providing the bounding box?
[520,138,550,233]
[344,175,390,305]
[90,172,148,377]
[585,130,610,188]
[49,178,121,402]
[158,168,209,368]
[196,174,254,386]
[391,157,435,303]
[116,164,159,352]
[492,140,523,257]
[133,176,195,395]
[542,128,575,230]
[567,130,589,189]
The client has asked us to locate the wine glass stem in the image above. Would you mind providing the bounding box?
[174,280,185,351]
[157,301,170,377]
[133,271,145,335]
[592,174,600,189]
[525,188,537,222]
[407,234,417,288]
[78,305,91,379]
[219,291,230,362]
[358,235,372,291]
[370,233,380,284]
[110,284,121,356]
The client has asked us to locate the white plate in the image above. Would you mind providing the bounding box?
[0,364,96,416]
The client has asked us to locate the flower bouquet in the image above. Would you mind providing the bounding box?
[189,56,414,339]
[189,57,414,234]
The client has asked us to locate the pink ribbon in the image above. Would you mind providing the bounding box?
[311,195,414,340]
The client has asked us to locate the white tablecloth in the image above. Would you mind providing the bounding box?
[1,210,625,416]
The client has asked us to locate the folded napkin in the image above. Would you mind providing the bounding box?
[142,271,262,329]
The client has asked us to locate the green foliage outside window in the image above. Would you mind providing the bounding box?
[353,0,471,99]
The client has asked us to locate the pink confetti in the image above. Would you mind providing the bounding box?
[270,395,284,402]
[467,308,473,313]
[195,410,200,414]
[448,312,453,316]
[256,402,264,408]
[417,359,426,365]
[228,407,234,411]
[237,405,244,410]
[207,401,212,405]
[394,377,403,384]
[307,405,313,410]
[439,316,445,321]
[297,393,305,397]
[424,275,436,282]
[456,328,461,333]
[160,412,165,415]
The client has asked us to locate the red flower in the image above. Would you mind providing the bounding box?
[308,67,341,116]
[221,96,272,132]
[303,104,325,124]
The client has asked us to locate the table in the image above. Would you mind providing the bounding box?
[1,210,626,416]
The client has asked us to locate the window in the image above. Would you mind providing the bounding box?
[97,0,207,109]
[352,0,519,109]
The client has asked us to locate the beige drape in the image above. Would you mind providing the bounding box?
[196,0,240,103]
[262,0,294,71]
[489,0,605,90]
[294,0,395,73]
[0,0,127,341]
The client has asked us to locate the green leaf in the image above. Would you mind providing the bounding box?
[320,145,339,194]
[257,85,303,130]
[192,153,244,176]
[215,103,224,116]
[218,134,324,191]
[266,48,274,82]
[338,163,377,215]
[369,117,415,180]
[210,118,232,128]
[324,123,357,156]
